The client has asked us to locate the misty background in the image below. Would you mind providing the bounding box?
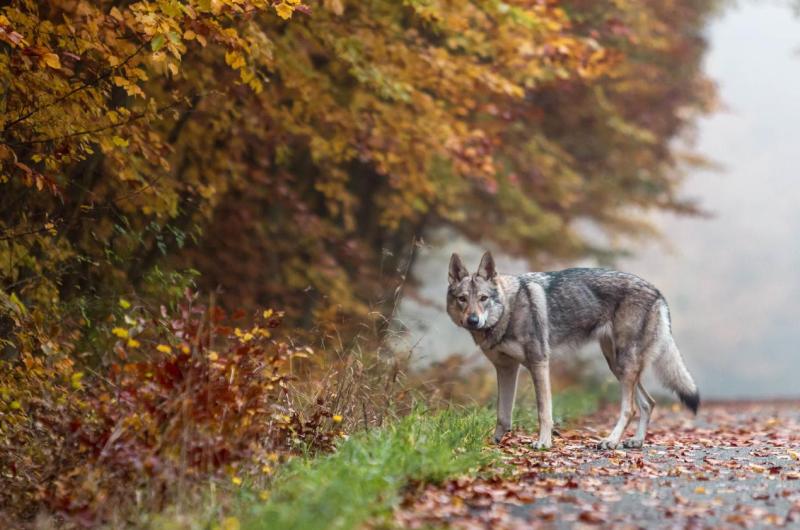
[394,0,800,399]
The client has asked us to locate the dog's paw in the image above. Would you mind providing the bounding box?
[531,439,552,451]
[596,438,620,450]
[622,438,644,449]
[492,429,509,445]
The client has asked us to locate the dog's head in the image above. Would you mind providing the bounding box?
[446,251,504,331]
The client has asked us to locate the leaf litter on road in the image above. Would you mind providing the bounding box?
[396,402,800,529]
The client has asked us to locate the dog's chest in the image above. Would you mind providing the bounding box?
[482,339,526,364]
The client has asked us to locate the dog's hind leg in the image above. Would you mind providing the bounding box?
[605,334,655,448]
[622,302,666,448]
[598,333,636,449]
[600,332,638,437]
[598,371,636,450]
[623,382,655,448]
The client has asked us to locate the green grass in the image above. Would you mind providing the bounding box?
[241,406,497,530]
[235,384,610,530]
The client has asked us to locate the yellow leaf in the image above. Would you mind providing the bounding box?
[198,184,217,199]
[156,344,172,354]
[112,327,129,338]
[220,517,240,530]
[259,490,270,501]
[274,2,294,19]
[43,53,61,69]
[249,78,263,94]
[231,476,242,486]
[127,338,141,348]
[119,298,131,309]
[694,486,706,494]
[71,372,84,390]
[224,51,246,70]
[132,68,149,81]
[240,67,255,84]
[183,30,196,40]
[10,400,21,410]
[9,293,26,314]
[208,351,219,361]
[332,414,343,423]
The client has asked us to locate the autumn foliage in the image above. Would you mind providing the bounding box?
[0,0,716,338]
[0,293,352,524]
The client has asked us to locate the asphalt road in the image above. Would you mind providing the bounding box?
[397,401,800,529]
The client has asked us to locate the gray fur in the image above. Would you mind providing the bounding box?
[447,251,699,450]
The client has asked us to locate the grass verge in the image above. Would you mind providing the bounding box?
[233,384,609,530]
[241,406,496,530]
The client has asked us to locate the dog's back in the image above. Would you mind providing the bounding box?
[524,268,662,348]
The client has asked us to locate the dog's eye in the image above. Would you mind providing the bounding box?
[457,295,467,303]
[479,295,488,302]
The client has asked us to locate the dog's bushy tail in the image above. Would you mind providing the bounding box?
[653,304,700,414]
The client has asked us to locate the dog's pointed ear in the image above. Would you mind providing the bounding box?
[477,251,496,281]
[448,253,469,285]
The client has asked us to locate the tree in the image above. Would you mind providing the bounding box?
[0,0,718,352]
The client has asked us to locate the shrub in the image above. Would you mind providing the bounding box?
[0,292,341,526]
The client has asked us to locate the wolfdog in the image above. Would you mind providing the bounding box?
[446,251,699,450]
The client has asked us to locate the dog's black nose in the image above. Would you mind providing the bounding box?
[466,314,479,327]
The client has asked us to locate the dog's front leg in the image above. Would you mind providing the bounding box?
[530,360,553,449]
[492,361,520,444]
